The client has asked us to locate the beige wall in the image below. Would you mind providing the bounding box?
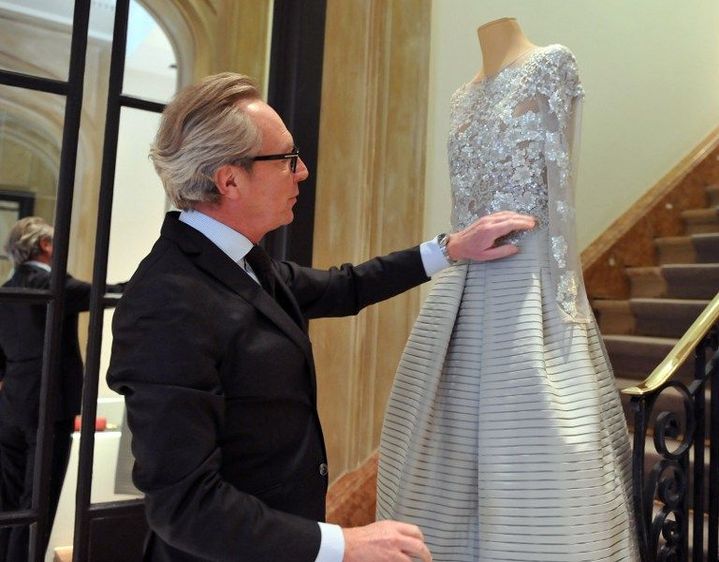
[312,0,431,478]
[426,0,719,249]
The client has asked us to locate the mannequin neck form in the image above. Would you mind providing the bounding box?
[475,17,537,81]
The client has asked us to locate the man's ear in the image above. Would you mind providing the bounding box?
[213,164,245,200]
[39,237,53,255]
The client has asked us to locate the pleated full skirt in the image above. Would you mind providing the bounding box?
[376,230,639,562]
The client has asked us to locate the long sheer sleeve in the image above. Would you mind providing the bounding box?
[537,48,591,323]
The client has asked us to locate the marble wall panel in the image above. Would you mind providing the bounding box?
[311,0,431,479]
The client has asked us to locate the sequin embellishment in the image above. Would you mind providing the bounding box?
[447,44,586,319]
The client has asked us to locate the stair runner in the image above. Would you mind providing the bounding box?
[593,183,719,559]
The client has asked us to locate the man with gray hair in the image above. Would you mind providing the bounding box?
[107,73,535,562]
[0,217,122,560]
[3,216,54,267]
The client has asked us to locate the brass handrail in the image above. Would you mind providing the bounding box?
[621,291,719,396]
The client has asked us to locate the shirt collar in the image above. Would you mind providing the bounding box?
[25,260,51,272]
[178,210,254,263]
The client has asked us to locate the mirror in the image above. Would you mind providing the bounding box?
[0,89,62,282]
[0,0,73,82]
[0,190,41,280]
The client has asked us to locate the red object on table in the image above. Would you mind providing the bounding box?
[73,416,107,432]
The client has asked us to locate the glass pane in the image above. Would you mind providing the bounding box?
[0,298,73,561]
[122,0,177,103]
[47,307,141,561]
[107,106,167,281]
[0,85,63,280]
[89,105,167,503]
[103,109,169,397]
[0,0,77,82]
[0,199,20,279]
[0,81,70,560]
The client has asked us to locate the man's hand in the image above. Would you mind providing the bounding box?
[447,211,535,262]
[342,520,432,562]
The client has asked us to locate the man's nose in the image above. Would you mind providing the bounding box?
[295,157,309,181]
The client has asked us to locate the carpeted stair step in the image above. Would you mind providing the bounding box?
[692,232,719,263]
[663,264,719,299]
[595,298,708,337]
[655,233,719,264]
[707,184,719,207]
[626,267,667,298]
[654,236,695,264]
[631,298,708,337]
[593,300,633,334]
[682,207,719,234]
[603,335,693,382]
[627,264,719,299]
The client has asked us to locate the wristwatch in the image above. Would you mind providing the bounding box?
[437,232,459,265]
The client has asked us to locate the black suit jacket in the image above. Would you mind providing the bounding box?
[0,264,92,427]
[106,212,429,562]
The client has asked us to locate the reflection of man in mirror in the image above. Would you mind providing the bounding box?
[107,73,534,562]
[0,217,122,560]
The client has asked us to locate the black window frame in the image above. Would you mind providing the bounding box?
[0,0,325,559]
[0,2,92,560]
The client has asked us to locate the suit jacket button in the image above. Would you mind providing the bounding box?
[319,463,328,476]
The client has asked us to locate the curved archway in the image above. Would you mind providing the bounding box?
[0,104,61,184]
[140,0,272,89]
[138,0,204,88]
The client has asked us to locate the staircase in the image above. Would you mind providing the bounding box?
[594,183,718,393]
[593,183,719,560]
[595,184,718,385]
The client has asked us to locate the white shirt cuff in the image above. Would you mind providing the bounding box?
[420,237,450,277]
[315,522,345,562]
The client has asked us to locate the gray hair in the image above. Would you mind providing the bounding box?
[149,72,263,210]
[4,216,54,266]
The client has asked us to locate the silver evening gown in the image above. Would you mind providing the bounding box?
[376,45,639,562]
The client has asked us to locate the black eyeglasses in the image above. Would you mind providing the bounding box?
[250,146,300,173]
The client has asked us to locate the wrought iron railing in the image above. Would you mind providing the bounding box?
[622,292,719,562]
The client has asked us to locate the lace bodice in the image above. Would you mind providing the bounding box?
[447,44,589,322]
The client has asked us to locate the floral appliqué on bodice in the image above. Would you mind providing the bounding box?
[448,44,590,322]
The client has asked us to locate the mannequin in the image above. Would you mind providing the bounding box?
[377,17,639,562]
[474,17,537,82]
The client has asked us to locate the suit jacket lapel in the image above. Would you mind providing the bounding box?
[160,214,312,361]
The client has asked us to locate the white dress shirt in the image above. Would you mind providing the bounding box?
[24,260,52,272]
[179,210,450,561]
